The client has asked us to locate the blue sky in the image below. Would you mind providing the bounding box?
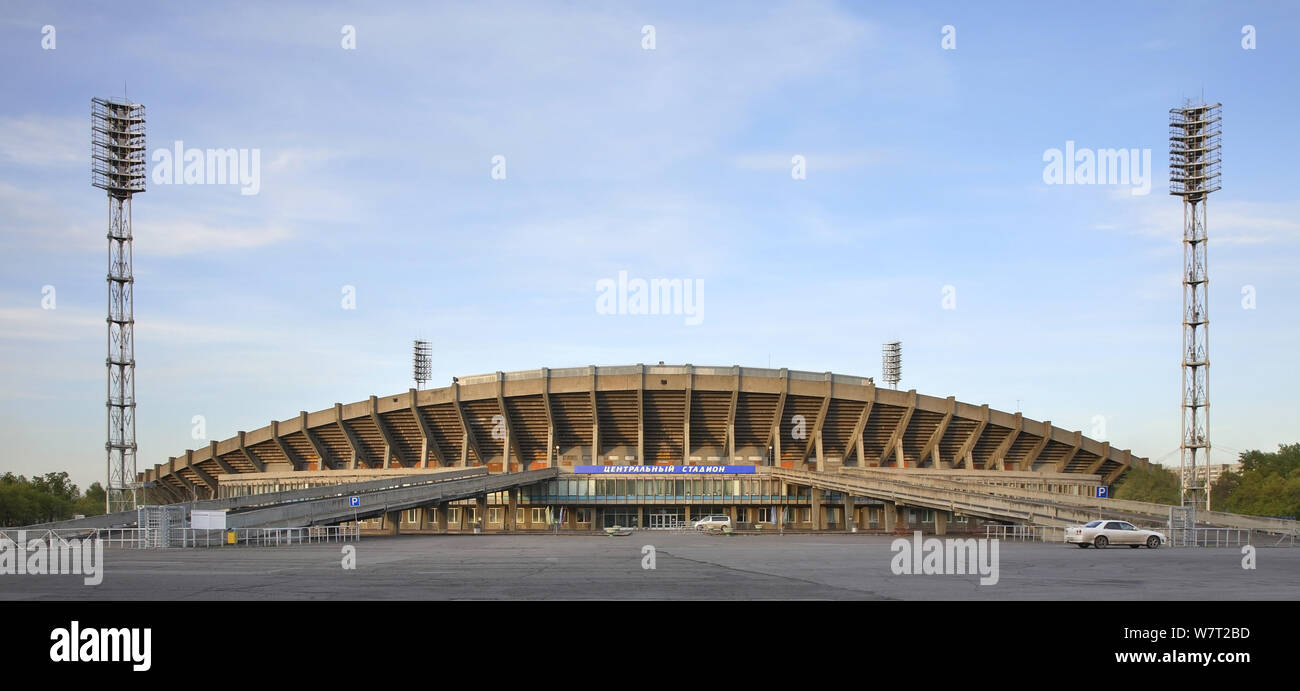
[1,1,1297,489]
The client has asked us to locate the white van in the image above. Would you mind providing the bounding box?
[692,515,732,531]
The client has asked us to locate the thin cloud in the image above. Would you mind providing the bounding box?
[732,151,889,172]
[0,115,83,167]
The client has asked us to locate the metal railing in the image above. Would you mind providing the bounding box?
[96,528,147,548]
[0,528,99,545]
[984,524,1272,548]
[5,525,363,549]
[984,525,1066,543]
[226,526,360,546]
[1179,528,1252,548]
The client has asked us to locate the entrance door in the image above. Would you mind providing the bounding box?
[646,508,684,529]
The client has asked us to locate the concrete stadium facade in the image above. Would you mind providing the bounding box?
[142,365,1148,532]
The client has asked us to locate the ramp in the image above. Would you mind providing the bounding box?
[13,468,495,532]
[770,467,1300,536]
[226,468,559,528]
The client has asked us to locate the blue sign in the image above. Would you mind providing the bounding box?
[574,465,755,474]
[349,495,360,507]
[1096,486,1109,498]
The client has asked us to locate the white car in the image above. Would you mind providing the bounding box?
[692,515,732,531]
[1066,520,1167,549]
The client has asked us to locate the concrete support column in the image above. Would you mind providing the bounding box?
[506,488,518,532]
[435,504,448,533]
[883,502,898,533]
[935,510,949,536]
[683,505,691,523]
[811,488,823,531]
[384,510,400,536]
[418,507,430,532]
[843,495,854,532]
[636,505,644,529]
[476,494,487,533]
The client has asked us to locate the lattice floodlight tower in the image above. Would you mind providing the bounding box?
[881,341,901,390]
[1169,102,1221,512]
[413,339,432,389]
[92,97,147,514]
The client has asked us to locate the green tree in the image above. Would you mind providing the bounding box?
[0,483,38,525]
[31,471,79,503]
[1238,443,1300,477]
[73,482,108,517]
[1220,444,1300,518]
[1210,469,1240,511]
[1113,464,1181,505]
[0,471,103,525]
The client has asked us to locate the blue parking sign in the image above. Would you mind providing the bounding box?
[349,496,360,507]
[1097,486,1109,498]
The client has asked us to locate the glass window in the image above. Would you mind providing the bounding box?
[489,507,502,523]
[516,508,525,524]
[531,507,546,523]
[448,508,461,524]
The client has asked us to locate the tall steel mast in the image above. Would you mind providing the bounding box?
[92,97,147,513]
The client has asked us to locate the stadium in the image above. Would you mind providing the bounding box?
[140,364,1149,534]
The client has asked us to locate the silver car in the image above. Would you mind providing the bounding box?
[1066,520,1166,548]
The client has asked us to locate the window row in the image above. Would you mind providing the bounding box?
[523,478,812,500]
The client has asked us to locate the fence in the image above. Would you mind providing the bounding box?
[983,524,1278,548]
[0,525,360,549]
[0,528,99,545]
[1179,528,1252,548]
[983,525,1066,543]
